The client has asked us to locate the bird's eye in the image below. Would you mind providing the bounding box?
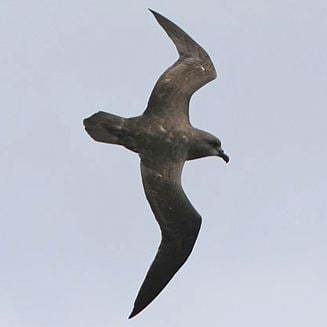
[209,139,221,147]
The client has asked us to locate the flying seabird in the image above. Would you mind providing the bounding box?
[83,9,229,319]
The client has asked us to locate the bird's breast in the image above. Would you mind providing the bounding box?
[126,115,193,156]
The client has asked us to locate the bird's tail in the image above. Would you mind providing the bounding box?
[83,111,126,145]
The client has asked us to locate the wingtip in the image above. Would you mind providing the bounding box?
[148,8,160,18]
[128,306,140,319]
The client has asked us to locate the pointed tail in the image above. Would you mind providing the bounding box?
[83,111,125,144]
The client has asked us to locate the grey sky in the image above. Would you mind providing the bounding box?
[1,0,326,326]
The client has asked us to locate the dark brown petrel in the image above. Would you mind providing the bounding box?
[83,9,229,319]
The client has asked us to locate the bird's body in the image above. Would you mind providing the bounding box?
[83,9,229,319]
[85,112,223,161]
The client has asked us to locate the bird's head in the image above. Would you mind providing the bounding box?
[205,135,229,163]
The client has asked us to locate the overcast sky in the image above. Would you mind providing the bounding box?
[1,1,326,326]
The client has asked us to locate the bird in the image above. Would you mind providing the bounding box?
[83,9,229,319]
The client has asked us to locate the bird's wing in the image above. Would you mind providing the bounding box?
[128,158,202,318]
[143,10,217,120]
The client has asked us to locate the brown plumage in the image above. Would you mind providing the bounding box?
[83,9,229,319]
